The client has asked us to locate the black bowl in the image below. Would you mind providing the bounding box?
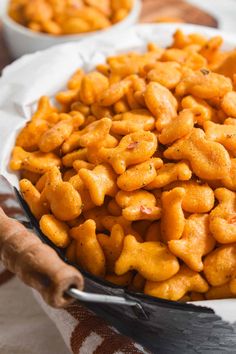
[16,189,236,354]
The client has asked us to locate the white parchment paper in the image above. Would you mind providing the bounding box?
[0,23,235,324]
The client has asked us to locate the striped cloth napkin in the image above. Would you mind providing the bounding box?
[0,266,149,354]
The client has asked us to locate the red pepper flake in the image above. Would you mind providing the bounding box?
[227,215,236,224]
[140,205,152,215]
[127,141,139,150]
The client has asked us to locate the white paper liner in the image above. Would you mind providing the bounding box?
[0,23,235,324]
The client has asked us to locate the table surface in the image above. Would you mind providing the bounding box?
[0,0,217,71]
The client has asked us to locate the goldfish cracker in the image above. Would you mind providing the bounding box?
[39,114,84,152]
[146,61,182,90]
[215,50,236,81]
[90,103,113,120]
[62,131,82,154]
[147,42,162,52]
[203,244,236,286]
[85,0,111,16]
[67,69,84,90]
[204,120,236,156]
[20,170,41,185]
[199,36,223,63]
[206,283,235,300]
[134,91,146,107]
[145,221,162,242]
[99,131,157,174]
[35,173,47,192]
[221,91,236,117]
[70,219,106,277]
[101,215,142,242]
[86,146,108,165]
[31,96,57,122]
[161,188,186,242]
[111,109,155,135]
[73,160,95,172]
[127,74,146,92]
[159,109,195,145]
[126,87,142,110]
[62,149,87,167]
[97,224,125,272]
[131,273,146,292]
[112,8,129,23]
[10,146,61,174]
[78,118,117,149]
[100,79,131,106]
[166,180,215,213]
[39,214,70,248]
[56,90,78,106]
[161,48,188,64]
[23,0,53,23]
[79,164,118,206]
[221,158,236,190]
[79,118,113,148]
[115,235,179,281]
[175,69,232,99]
[117,158,163,192]
[107,51,163,78]
[184,52,207,71]
[181,95,215,126]
[107,199,122,216]
[16,119,49,152]
[69,174,95,212]
[105,272,133,287]
[169,214,215,272]
[83,206,108,232]
[65,240,77,263]
[79,72,109,105]
[145,82,178,131]
[164,128,231,180]
[145,265,209,301]
[70,102,90,117]
[63,169,77,182]
[171,30,207,49]
[43,166,82,221]
[116,190,161,221]
[76,6,111,30]
[61,17,90,35]
[209,188,236,244]
[82,115,98,128]
[146,162,192,190]
[114,99,130,114]
[16,97,57,151]
[19,179,50,220]
[62,6,110,32]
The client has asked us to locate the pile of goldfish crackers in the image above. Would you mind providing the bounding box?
[8,0,133,35]
[10,30,236,302]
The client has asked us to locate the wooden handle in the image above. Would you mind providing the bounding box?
[0,207,84,308]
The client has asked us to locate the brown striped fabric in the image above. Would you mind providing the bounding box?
[67,304,149,354]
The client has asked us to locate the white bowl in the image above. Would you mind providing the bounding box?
[0,0,142,58]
